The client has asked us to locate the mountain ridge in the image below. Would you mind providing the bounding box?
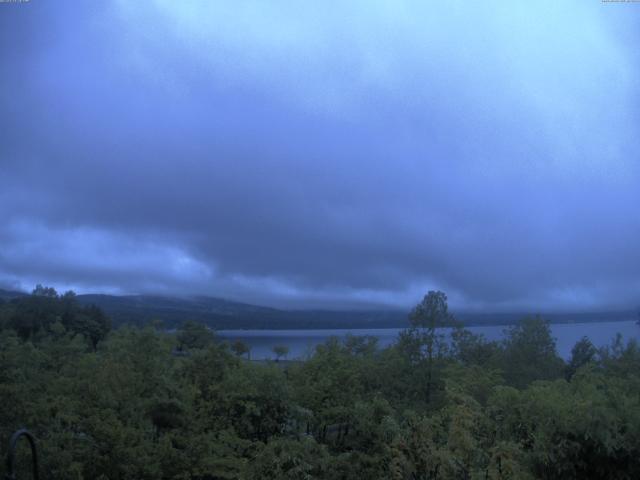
[1,288,636,330]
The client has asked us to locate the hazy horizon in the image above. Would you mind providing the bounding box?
[2,285,638,318]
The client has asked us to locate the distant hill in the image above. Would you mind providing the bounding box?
[75,293,409,329]
[2,288,635,329]
[0,288,28,301]
[456,310,637,327]
[75,294,637,330]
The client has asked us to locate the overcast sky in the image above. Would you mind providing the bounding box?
[1,1,639,311]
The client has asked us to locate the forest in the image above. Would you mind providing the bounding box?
[1,288,639,479]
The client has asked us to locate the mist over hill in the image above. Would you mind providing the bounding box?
[0,288,27,301]
[1,289,634,330]
[74,293,410,330]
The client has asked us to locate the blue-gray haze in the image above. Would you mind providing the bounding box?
[1,1,639,312]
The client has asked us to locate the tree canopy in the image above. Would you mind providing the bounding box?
[1,288,639,479]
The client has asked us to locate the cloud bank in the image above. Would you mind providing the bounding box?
[1,1,639,311]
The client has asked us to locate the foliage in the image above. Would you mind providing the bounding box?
[231,340,251,359]
[3,288,110,350]
[272,345,289,361]
[565,336,597,379]
[397,291,459,405]
[499,316,565,388]
[1,288,639,479]
[176,320,215,351]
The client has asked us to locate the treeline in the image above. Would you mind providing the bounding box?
[1,290,639,479]
[0,285,110,350]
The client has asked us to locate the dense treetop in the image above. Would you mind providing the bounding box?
[1,289,639,479]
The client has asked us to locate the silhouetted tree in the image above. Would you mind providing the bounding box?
[176,320,214,351]
[566,336,597,379]
[231,340,251,359]
[500,316,564,388]
[400,290,457,403]
[32,284,58,298]
[273,345,289,361]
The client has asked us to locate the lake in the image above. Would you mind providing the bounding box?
[217,320,640,360]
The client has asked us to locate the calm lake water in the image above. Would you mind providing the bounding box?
[217,320,640,360]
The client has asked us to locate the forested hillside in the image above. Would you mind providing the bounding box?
[75,293,410,330]
[1,289,640,479]
[0,288,633,330]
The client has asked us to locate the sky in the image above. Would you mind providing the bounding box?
[1,1,639,312]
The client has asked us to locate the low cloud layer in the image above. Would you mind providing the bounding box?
[1,1,639,311]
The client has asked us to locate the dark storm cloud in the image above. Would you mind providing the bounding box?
[1,1,639,310]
